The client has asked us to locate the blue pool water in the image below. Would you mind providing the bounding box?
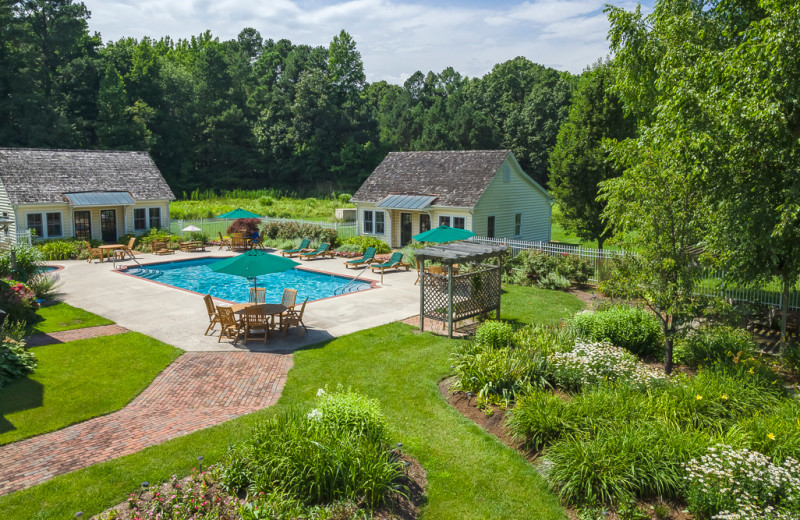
[124,257,372,303]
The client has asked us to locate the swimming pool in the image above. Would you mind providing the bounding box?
[123,257,373,303]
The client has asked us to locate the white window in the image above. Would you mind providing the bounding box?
[515,213,522,236]
[26,212,63,238]
[134,207,161,230]
[439,215,466,229]
[363,210,384,235]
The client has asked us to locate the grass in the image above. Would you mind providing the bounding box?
[28,302,114,335]
[0,286,581,520]
[0,333,182,445]
[170,195,354,222]
[500,284,585,326]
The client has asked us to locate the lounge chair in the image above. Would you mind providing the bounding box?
[249,287,266,304]
[243,306,270,345]
[299,242,334,260]
[281,297,309,336]
[280,239,311,257]
[344,246,376,269]
[217,306,243,344]
[370,252,410,275]
[203,294,219,335]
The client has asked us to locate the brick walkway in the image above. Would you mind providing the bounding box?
[26,324,129,347]
[0,352,292,496]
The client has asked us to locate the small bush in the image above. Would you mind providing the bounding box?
[0,321,36,389]
[538,272,571,291]
[684,445,800,519]
[674,324,758,368]
[0,243,44,282]
[36,239,80,260]
[341,236,391,254]
[219,389,402,507]
[227,218,262,236]
[555,255,593,285]
[507,389,575,451]
[0,277,39,324]
[511,324,576,357]
[517,250,558,284]
[475,320,514,349]
[783,341,800,376]
[26,272,62,300]
[568,305,663,358]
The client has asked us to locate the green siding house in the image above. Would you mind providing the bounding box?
[0,148,175,243]
[351,150,553,248]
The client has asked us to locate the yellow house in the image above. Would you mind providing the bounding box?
[351,150,552,248]
[0,148,175,243]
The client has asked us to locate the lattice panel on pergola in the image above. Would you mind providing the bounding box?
[422,265,501,322]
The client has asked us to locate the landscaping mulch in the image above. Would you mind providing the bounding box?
[440,376,694,520]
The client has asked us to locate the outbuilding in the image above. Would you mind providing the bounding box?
[351,150,552,248]
[0,148,175,242]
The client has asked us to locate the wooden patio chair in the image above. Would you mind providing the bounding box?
[249,287,266,304]
[280,288,298,310]
[84,241,103,263]
[218,232,230,251]
[243,306,270,345]
[281,297,309,336]
[203,294,219,335]
[369,252,410,275]
[216,306,243,344]
[280,238,311,257]
[152,240,174,255]
[124,237,138,258]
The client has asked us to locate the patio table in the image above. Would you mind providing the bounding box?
[97,244,125,262]
[224,302,288,336]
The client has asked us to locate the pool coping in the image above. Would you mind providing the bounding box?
[113,255,379,304]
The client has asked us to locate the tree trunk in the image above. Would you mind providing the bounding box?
[664,335,673,375]
[780,274,789,352]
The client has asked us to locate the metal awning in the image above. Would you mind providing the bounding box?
[377,194,437,210]
[64,191,135,206]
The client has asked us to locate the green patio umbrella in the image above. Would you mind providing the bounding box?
[209,249,299,290]
[413,225,475,243]
[216,208,263,219]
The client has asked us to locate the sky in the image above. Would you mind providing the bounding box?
[81,0,652,85]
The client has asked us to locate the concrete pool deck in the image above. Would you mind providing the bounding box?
[48,248,421,352]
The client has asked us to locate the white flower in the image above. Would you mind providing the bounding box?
[307,408,322,420]
[316,388,326,397]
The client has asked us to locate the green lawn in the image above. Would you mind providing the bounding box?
[501,284,586,325]
[0,286,581,520]
[28,302,114,335]
[0,333,181,445]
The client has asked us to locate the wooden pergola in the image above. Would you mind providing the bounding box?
[417,242,508,338]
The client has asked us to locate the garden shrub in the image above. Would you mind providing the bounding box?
[219,389,402,507]
[517,250,558,284]
[0,278,39,324]
[684,445,800,519]
[475,320,514,349]
[511,324,576,357]
[0,243,44,282]
[568,305,663,358]
[783,341,800,376]
[35,239,80,260]
[538,272,571,291]
[0,321,36,389]
[555,254,593,285]
[549,341,667,392]
[227,218,262,236]
[451,340,550,405]
[138,228,179,251]
[340,235,391,254]
[736,399,800,463]
[507,389,575,451]
[674,324,758,368]
[26,272,62,300]
[262,221,338,245]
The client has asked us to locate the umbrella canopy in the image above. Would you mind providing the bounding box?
[182,225,202,232]
[413,225,475,243]
[216,208,263,219]
[209,250,299,289]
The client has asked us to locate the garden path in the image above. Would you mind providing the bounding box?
[26,324,129,347]
[0,351,292,496]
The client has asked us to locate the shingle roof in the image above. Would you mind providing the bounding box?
[0,148,175,204]
[352,150,512,208]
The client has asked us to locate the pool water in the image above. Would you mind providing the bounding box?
[124,258,372,303]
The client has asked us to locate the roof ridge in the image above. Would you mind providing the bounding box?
[0,147,147,155]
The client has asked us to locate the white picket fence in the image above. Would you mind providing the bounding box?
[0,230,32,249]
[169,217,357,239]
[469,235,800,310]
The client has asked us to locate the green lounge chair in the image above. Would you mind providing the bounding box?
[369,251,410,275]
[344,246,376,269]
[281,238,311,257]
[299,242,333,260]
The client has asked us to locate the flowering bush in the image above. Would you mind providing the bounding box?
[0,277,39,324]
[568,305,663,358]
[549,340,667,391]
[675,325,758,368]
[261,221,338,245]
[0,321,36,389]
[684,445,800,519]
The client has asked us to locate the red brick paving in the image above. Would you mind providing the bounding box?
[26,324,130,347]
[0,352,292,496]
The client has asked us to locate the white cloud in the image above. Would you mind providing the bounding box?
[83,0,652,82]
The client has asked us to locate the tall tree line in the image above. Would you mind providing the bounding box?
[0,0,576,194]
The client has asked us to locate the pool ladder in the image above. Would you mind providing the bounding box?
[335,268,368,296]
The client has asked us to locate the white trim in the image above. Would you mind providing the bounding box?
[362,209,385,235]
[438,215,467,230]
[25,210,64,239]
[134,206,163,231]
